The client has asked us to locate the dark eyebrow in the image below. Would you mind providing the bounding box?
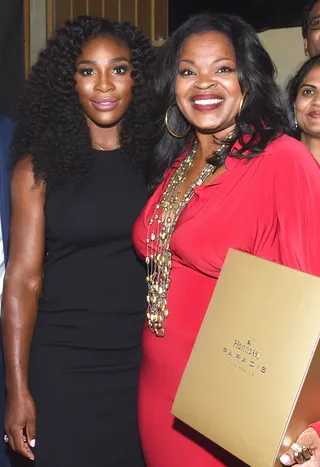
[299,83,317,90]
[179,57,235,65]
[77,57,130,66]
[309,14,320,22]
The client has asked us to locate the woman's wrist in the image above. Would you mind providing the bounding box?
[5,373,29,394]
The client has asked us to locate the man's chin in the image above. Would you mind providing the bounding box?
[309,46,320,58]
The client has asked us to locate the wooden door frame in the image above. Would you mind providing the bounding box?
[23,0,167,76]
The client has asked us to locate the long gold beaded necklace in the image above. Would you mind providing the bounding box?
[145,132,235,337]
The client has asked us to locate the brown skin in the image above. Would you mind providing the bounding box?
[173,33,320,466]
[280,427,320,466]
[1,35,134,460]
[75,35,133,149]
[174,31,242,201]
[2,157,44,460]
[305,1,320,57]
[295,65,320,164]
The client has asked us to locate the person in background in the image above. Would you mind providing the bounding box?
[0,115,14,467]
[287,55,320,163]
[133,13,320,467]
[1,16,154,467]
[303,0,320,57]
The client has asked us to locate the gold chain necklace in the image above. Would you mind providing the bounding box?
[145,132,235,337]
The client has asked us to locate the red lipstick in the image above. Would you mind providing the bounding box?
[191,94,224,112]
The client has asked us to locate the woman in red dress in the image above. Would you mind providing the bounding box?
[133,13,320,467]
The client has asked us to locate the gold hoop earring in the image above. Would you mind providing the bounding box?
[165,104,191,138]
[238,88,249,117]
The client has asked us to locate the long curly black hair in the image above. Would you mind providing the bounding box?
[12,16,156,191]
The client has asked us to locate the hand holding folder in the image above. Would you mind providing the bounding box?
[280,428,320,466]
[172,249,320,467]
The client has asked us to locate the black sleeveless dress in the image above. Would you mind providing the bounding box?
[28,149,147,467]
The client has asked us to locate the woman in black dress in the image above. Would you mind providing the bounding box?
[2,17,155,467]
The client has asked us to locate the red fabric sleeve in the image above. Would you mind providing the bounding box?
[275,143,320,276]
[276,144,320,439]
[310,421,320,436]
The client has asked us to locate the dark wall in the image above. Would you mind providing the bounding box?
[169,0,303,33]
[0,0,25,120]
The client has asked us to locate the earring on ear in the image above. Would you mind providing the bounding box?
[294,118,299,129]
[164,104,191,138]
[238,88,249,117]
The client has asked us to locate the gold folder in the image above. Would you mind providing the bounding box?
[172,249,320,467]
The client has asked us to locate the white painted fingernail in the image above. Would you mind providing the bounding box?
[30,439,36,448]
[280,454,291,465]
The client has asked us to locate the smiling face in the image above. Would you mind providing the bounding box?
[295,65,320,138]
[75,35,133,128]
[175,31,242,138]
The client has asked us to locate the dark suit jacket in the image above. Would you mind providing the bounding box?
[0,115,14,467]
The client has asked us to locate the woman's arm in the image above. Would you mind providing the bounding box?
[1,156,45,460]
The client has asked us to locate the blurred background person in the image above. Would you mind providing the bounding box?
[287,55,320,163]
[303,0,320,57]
